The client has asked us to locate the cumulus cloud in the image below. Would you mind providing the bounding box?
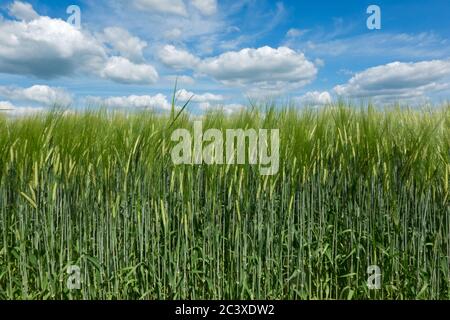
[100,27,147,62]
[0,16,106,78]
[0,85,73,105]
[0,100,45,116]
[5,106,45,115]
[89,94,171,110]
[296,91,331,106]
[165,75,195,85]
[0,100,15,110]
[197,46,318,93]
[176,89,223,103]
[0,4,159,85]
[174,89,243,114]
[7,1,39,21]
[101,56,159,84]
[191,0,218,16]
[198,102,244,114]
[159,45,318,94]
[158,45,200,70]
[133,0,188,16]
[334,60,450,102]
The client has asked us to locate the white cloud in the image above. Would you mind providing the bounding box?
[164,28,183,40]
[198,102,244,114]
[0,5,160,85]
[296,91,331,106]
[0,85,73,105]
[191,0,218,16]
[133,0,188,16]
[286,28,307,38]
[0,100,15,110]
[8,1,39,21]
[158,45,200,70]
[89,94,171,110]
[158,45,318,95]
[301,32,450,60]
[176,89,223,103]
[0,16,106,78]
[198,46,318,93]
[100,27,147,62]
[133,0,217,17]
[0,100,45,116]
[314,58,325,68]
[174,88,242,114]
[334,60,450,102]
[5,106,45,115]
[165,75,195,85]
[101,56,159,84]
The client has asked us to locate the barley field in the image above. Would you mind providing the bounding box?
[0,103,449,299]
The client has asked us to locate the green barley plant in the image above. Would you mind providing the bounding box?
[0,102,449,299]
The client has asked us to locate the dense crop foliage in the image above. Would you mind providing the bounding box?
[0,104,449,299]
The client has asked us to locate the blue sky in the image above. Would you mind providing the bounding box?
[0,0,449,114]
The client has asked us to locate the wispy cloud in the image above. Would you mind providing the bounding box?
[289,31,450,60]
